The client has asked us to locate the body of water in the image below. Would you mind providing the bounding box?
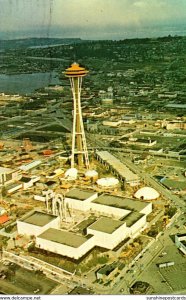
[0,71,60,95]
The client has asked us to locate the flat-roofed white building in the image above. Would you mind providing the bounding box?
[92,194,152,216]
[17,210,60,237]
[0,167,20,186]
[6,182,22,194]
[87,213,147,249]
[20,175,40,190]
[175,233,186,255]
[90,200,128,218]
[87,217,127,249]
[21,188,152,260]
[19,160,42,172]
[36,213,146,258]
[65,188,98,211]
[121,211,147,237]
[102,120,122,127]
[36,228,95,260]
[64,191,152,218]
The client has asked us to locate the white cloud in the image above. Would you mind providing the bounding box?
[52,0,186,28]
[0,0,186,38]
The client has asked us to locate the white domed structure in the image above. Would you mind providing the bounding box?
[65,168,78,181]
[85,170,98,180]
[134,187,159,200]
[97,177,119,188]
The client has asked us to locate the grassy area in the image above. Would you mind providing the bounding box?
[154,158,186,168]
[29,247,77,273]
[147,219,164,238]
[133,134,185,151]
[29,246,109,275]
[76,249,109,274]
[4,224,17,234]
[77,257,109,274]
[16,132,63,143]
[119,235,152,263]
[0,236,9,248]
[38,124,69,133]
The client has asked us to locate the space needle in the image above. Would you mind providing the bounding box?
[65,62,89,169]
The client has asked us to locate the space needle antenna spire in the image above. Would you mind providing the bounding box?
[65,62,89,169]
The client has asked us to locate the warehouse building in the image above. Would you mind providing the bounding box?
[175,233,186,255]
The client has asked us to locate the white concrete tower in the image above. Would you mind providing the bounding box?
[65,63,89,169]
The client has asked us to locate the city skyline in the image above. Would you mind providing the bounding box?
[0,0,186,40]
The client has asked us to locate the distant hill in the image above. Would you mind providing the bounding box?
[0,37,83,50]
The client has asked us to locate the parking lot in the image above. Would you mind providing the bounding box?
[0,261,57,295]
[135,217,186,294]
[160,263,186,292]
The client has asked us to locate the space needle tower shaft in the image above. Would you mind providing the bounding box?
[65,63,89,169]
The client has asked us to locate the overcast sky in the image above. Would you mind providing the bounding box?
[0,0,186,39]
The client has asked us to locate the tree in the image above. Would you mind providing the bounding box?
[1,186,7,198]
[166,207,177,218]
[97,256,109,264]
[0,245,2,259]
[12,237,16,248]
[35,269,44,277]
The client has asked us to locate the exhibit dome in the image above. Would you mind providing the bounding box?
[97,177,119,188]
[65,168,78,180]
[134,187,159,200]
[85,170,98,179]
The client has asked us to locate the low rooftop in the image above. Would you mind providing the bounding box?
[0,214,9,224]
[93,194,148,212]
[20,211,57,227]
[88,217,124,234]
[65,188,97,201]
[38,228,91,248]
[97,262,118,275]
[20,177,31,183]
[0,167,13,174]
[161,178,186,191]
[6,182,21,190]
[121,211,144,227]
